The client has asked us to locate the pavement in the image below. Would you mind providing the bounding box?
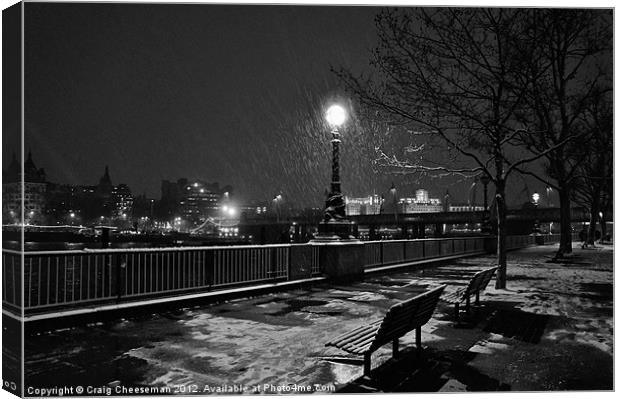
[24,243,614,394]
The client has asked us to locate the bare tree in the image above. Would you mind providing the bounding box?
[571,89,613,245]
[511,9,612,257]
[334,8,564,288]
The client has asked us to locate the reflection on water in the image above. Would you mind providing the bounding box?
[4,240,181,251]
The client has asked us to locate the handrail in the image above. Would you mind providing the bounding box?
[9,242,308,256]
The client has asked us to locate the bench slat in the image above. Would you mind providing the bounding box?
[326,320,381,347]
[339,328,381,349]
[441,288,466,303]
[343,335,376,353]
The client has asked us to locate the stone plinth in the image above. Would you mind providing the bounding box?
[314,240,365,282]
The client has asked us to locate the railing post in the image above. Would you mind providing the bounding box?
[115,253,125,302]
[205,249,214,288]
[288,245,293,281]
[270,247,278,280]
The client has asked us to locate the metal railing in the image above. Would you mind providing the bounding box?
[4,243,318,312]
[361,237,487,269]
[2,233,565,314]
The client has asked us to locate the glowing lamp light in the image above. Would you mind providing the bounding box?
[532,193,540,204]
[227,208,236,217]
[326,104,346,127]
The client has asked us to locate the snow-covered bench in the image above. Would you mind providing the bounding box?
[441,266,497,322]
[325,285,446,375]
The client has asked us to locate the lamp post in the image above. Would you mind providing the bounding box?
[479,174,491,234]
[479,174,491,211]
[315,104,355,240]
[272,194,282,222]
[326,105,345,218]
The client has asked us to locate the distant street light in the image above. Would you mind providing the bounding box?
[532,192,540,206]
[479,174,491,211]
[273,194,282,222]
[389,183,398,223]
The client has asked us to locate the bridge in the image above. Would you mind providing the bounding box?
[239,206,594,228]
[348,207,592,225]
[236,207,595,243]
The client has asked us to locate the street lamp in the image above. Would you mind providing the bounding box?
[315,104,355,240]
[324,104,346,221]
[532,192,540,206]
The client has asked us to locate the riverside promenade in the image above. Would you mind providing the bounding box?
[24,243,613,393]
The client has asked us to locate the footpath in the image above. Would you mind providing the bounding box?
[24,243,613,393]
[340,243,614,392]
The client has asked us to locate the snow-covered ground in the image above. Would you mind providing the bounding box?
[25,243,613,393]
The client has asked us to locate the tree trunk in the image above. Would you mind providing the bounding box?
[600,214,608,241]
[495,182,507,289]
[587,197,600,246]
[556,185,573,257]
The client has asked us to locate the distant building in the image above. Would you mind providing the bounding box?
[89,166,134,223]
[132,194,156,219]
[449,204,485,212]
[159,178,232,225]
[180,180,221,222]
[398,196,443,213]
[43,166,134,225]
[2,151,47,224]
[44,183,94,225]
[238,199,269,220]
[415,189,430,203]
[111,183,133,219]
[345,194,382,215]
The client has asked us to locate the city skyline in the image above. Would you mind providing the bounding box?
[3,2,549,208]
[3,150,546,213]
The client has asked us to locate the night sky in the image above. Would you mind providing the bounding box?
[12,2,549,208]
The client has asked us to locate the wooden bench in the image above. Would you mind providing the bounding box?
[441,267,497,321]
[325,285,446,375]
